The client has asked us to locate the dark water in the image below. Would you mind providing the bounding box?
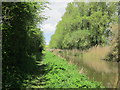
[54,50,118,88]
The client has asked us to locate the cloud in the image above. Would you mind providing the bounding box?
[41,0,74,45]
[42,2,68,33]
[48,0,73,2]
[42,2,67,25]
[42,23,56,33]
[46,42,49,45]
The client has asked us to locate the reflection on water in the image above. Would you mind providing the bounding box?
[53,49,118,88]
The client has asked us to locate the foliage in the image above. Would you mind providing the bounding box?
[49,2,118,49]
[104,39,118,62]
[104,24,119,62]
[2,2,47,88]
[62,30,90,49]
[43,51,104,88]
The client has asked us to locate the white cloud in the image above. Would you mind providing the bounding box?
[43,2,67,23]
[47,0,73,3]
[42,23,56,33]
[41,0,74,44]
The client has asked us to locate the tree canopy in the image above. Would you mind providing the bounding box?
[50,2,118,50]
[2,2,48,88]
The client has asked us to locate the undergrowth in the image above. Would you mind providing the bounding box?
[43,51,104,88]
[8,51,104,88]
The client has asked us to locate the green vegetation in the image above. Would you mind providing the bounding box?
[104,40,118,62]
[104,24,118,62]
[48,1,118,88]
[2,2,48,88]
[50,2,118,49]
[45,45,49,49]
[52,48,118,88]
[2,1,118,89]
[43,51,104,88]
[45,45,49,47]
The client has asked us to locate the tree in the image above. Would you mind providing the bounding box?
[50,2,118,50]
[2,2,48,88]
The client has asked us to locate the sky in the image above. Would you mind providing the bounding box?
[39,0,118,45]
[41,0,73,45]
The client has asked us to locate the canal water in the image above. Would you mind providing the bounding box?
[53,49,118,88]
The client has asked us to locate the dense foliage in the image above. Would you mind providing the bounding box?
[43,51,104,88]
[50,2,118,49]
[2,1,118,89]
[104,24,118,62]
[2,2,47,88]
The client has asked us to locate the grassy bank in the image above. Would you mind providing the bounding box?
[20,50,104,88]
[42,51,104,88]
[52,46,118,88]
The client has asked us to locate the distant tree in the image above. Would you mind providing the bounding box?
[50,2,118,49]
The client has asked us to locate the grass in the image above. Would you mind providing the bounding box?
[53,45,117,73]
[45,45,49,48]
[15,50,104,88]
[42,51,104,88]
[82,45,113,73]
[52,46,118,88]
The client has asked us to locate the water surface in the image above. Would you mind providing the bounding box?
[53,49,118,88]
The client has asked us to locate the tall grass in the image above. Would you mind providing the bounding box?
[82,45,115,73]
